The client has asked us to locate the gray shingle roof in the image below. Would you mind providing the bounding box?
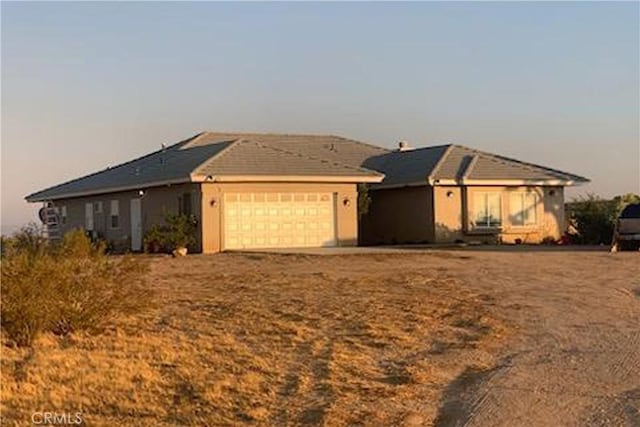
[195,139,381,178]
[25,132,589,202]
[25,132,385,201]
[186,132,389,168]
[361,145,450,187]
[26,137,233,201]
[371,144,590,188]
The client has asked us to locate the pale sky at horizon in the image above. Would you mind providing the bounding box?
[2,1,639,233]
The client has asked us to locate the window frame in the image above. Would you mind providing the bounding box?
[110,200,120,229]
[179,192,192,216]
[509,192,538,227]
[472,192,503,229]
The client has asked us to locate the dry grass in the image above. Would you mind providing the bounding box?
[1,252,509,426]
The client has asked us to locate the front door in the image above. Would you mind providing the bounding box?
[130,198,142,251]
[84,203,94,231]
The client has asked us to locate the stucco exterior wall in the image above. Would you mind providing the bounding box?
[46,182,566,251]
[51,183,201,251]
[433,186,466,242]
[359,186,434,245]
[433,185,566,244]
[200,182,359,253]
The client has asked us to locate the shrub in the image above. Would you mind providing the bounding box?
[143,212,198,253]
[1,223,48,259]
[164,213,197,249]
[144,223,168,254]
[566,193,640,244]
[1,229,151,347]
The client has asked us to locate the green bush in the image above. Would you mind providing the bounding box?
[143,223,168,253]
[357,184,372,219]
[144,212,197,253]
[1,229,151,347]
[567,193,640,244]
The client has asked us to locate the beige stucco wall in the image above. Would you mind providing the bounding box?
[433,186,466,242]
[359,186,434,245]
[200,182,359,253]
[433,185,566,244]
[46,182,565,251]
[51,183,201,251]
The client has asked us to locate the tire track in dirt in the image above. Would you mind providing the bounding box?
[431,251,640,427]
[272,338,335,425]
[432,357,513,427]
[608,330,640,383]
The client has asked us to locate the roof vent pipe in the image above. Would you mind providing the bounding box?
[160,143,167,166]
[397,140,412,151]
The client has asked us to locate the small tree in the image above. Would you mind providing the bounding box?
[612,193,640,215]
[164,212,197,250]
[357,184,372,219]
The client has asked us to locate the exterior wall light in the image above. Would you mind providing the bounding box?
[210,198,217,207]
[446,191,454,198]
[343,197,351,207]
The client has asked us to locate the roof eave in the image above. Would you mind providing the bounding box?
[404,177,591,188]
[460,178,586,186]
[371,180,429,190]
[25,178,193,203]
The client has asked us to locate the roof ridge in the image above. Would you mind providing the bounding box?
[427,144,455,181]
[198,131,391,153]
[328,135,391,153]
[250,140,382,176]
[460,154,479,180]
[201,130,352,139]
[190,138,244,176]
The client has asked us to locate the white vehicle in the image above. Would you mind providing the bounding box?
[612,203,640,251]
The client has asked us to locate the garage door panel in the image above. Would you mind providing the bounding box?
[223,192,337,250]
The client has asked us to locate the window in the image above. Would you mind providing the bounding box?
[510,192,537,226]
[110,200,120,228]
[94,201,103,214]
[474,192,502,228]
[179,193,192,216]
[60,206,67,225]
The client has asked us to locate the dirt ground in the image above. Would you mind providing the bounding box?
[1,249,639,426]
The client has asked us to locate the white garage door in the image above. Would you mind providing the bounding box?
[223,192,337,250]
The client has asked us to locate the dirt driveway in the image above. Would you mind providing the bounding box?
[241,246,640,426]
[425,248,640,427]
[2,248,638,426]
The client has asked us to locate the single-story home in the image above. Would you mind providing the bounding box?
[26,132,589,252]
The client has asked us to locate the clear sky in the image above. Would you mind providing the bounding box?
[2,1,639,233]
